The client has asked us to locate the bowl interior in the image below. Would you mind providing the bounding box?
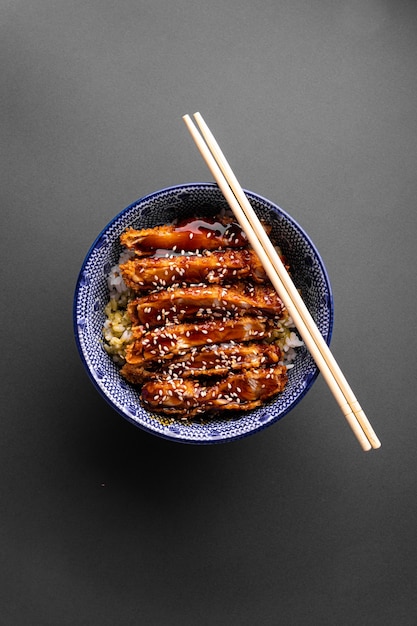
[74,183,333,443]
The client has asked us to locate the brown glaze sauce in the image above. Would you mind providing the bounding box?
[153,217,247,256]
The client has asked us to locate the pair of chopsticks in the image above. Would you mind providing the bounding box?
[183,112,381,451]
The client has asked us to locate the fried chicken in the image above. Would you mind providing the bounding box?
[120,248,268,291]
[120,341,282,384]
[125,316,274,366]
[104,215,298,419]
[120,217,247,255]
[127,283,284,327]
[140,365,288,417]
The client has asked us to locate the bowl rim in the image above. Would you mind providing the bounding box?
[73,182,334,443]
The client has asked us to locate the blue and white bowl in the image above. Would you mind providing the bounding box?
[73,183,333,444]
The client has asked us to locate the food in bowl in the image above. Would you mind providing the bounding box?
[102,214,304,419]
[74,183,333,443]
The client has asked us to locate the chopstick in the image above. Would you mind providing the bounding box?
[183,112,381,451]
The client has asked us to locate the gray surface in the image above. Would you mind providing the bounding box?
[1,1,417,625]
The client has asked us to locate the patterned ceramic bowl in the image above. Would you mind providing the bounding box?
[73,183,333,444]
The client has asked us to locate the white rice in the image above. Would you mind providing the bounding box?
[106,249,135,298]
[102,250,135,363]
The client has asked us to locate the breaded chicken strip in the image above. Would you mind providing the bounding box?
[125,316,273,365]
[141,365,288,417]
[120,219,247,254]
[127,284,284,327]
[120,248,267,290]
[121,341,282,384]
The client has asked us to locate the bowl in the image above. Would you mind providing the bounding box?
[73,183,333,444]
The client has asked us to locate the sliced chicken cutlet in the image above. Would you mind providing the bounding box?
[124,316,273,365]
[128,284,284,327]
[120,248,267,290]
[120,218,247,254]
[121,341,282,384]
[141,365,288,417]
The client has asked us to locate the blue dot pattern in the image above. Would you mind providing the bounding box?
[73,183,334,444]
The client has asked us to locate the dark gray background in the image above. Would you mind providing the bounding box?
[1,1,416,624]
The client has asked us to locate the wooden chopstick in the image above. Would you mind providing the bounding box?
[183,112,381,451]
[192,112,381,449]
